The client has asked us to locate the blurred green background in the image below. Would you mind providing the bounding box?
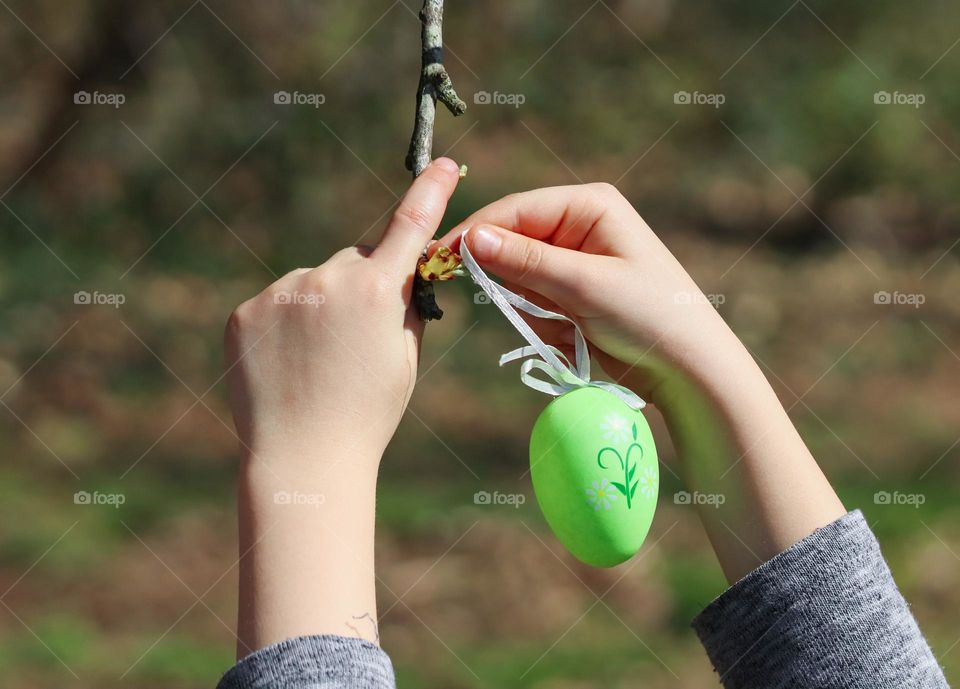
[1,0,958,686]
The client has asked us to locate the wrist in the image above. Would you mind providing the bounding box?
[239,436,384,481]
[648,334,845,581]
[649,325,767,416]
[236,448,381,655]
[238,444,382,526]
[241,447,380,493]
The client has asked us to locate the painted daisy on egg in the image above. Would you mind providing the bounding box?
[586,479,619,511]
[600,414,631,444]
[638,466,658,499]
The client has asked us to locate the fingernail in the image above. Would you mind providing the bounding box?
[433,157,459,173]
[469,226,502,258]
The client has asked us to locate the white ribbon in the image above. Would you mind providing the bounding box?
[459,239,645,411]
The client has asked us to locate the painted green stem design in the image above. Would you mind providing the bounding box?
[596,422,644,509]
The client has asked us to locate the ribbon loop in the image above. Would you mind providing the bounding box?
[459,240,645,411]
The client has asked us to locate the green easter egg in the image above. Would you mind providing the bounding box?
[529,387,658,567]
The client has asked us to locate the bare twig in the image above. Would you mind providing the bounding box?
[407,0,466,319]
[406,0,465,178]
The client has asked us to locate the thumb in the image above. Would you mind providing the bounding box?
[463,224,590,308]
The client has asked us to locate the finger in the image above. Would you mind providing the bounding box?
[462,224,596,308]
[374,157,461,272]
[435,183,623,252]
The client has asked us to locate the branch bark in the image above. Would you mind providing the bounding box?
[407,0,465,320]
[406,0,465,177]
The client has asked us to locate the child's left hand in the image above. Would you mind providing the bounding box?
[224,157,462,474]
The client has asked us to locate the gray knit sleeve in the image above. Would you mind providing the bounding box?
[693,510,948,689]
[216,635,396,689]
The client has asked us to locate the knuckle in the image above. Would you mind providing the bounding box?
[329,271,386,311]
[369,276,395,304]
[360,265,395,301]
[326,247,355,264]
[587,181,621,200]
[225,301,250,339]
[395,201,435,232]
[422,164,450,186]
[302,268,329,295]
[262,279,286,301]
[516,240,544,278]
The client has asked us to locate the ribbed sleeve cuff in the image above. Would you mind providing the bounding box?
[692,510,948,689]
[216,635,396,689]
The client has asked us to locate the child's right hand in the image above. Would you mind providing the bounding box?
[439,183,748,407]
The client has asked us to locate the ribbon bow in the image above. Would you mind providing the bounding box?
[459,239,645,411]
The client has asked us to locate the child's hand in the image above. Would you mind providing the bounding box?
[227,159,461,654]
[438,183,742,405]
[439,183,845,582]
[225,158,462,473]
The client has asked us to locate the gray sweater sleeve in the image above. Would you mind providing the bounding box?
[216,635,395,689]
[216,511,947,689]
[693,510,948,689]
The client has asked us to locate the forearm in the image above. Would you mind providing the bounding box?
[236,454,381,658]
[221,158,461,660]
[654,331,845,582]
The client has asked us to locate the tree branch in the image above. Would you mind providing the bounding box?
[407,0,465,320]
[406,0,465,178]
